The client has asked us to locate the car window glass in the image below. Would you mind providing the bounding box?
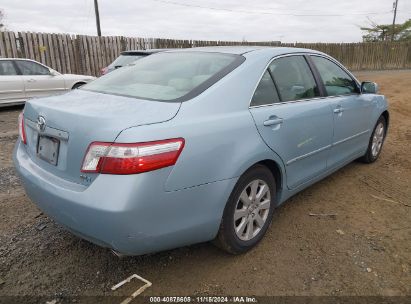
[311,56,358,96]
[0,61,18,75]
[82,52,243,102]
[269,56,319,102]
[15,60,50,76]
[251,70,280,106]
[108,55,146,68]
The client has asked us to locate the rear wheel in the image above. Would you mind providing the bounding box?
[360,116,387,163]
[214,165,276,254]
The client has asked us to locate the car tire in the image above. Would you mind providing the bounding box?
[72,82,85,89]
[214,164,276,254]
[359,116,387,164]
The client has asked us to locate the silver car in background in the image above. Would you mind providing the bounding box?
[100,49,170,75]
[0,58,95,107]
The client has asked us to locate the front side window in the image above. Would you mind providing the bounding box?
[0,61,18,75]
[15,60,50,76]
[251,70,280,106]
[269,56,319,102]
[311,56,358,96]
[83,52,244,102]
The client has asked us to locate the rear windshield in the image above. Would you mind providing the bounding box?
[82,52,244,102]
[108,54,146,68]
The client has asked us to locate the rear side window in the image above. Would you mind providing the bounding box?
[251,70,280,106]
[311,56,358,96]
[0,61,18,75]
[269,56,320,102]
[83,52,244,102]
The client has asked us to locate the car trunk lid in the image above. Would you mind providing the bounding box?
[23,90,181,185]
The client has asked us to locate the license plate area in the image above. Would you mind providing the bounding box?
[37,135,60,166]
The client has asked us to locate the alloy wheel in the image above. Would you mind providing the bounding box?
[234,179,271,241]
[371,122,385,157]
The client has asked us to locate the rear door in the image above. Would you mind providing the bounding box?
[15,60,66,98]
[0,60,25,105]
[249,55,333,189]
[309,55,373,166]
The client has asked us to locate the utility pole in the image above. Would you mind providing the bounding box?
[94,0,101,36]
[391,0,399,41]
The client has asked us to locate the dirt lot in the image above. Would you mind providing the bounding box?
[0,70,410,301]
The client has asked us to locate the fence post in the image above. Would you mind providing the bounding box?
[120,36,127,51]
[74,35,83,75]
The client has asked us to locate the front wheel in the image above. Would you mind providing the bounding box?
[72,82,85,89]
[360,116,387,163]
[214,165,276,254]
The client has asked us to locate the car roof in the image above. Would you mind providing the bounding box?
[121,48,175,55]
[161,46,324,56]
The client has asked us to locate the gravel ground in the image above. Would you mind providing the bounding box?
[0,71,410,302]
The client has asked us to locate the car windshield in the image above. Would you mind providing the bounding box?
[108,54,146,68]
[82,52,243,101]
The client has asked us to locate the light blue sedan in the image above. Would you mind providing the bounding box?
[13,47,388,256]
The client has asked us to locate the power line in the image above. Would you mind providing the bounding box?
[149,0,392,17]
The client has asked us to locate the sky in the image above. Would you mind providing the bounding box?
[1,0,410,43]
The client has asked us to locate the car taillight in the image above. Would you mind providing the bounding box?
[81,138,185,174]
[100,67,108,75]
[18,112,26,144]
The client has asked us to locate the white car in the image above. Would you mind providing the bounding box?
[0,58,95,107]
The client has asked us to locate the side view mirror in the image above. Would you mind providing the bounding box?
[49,69,59,76]
[361,81,379,94]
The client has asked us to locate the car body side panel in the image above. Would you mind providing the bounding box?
[250,100,333,189]
[326,94,374,167]
[280,94,389,203]
[0,75,26,104]
[21,75,67,98]
[63,74,95,89]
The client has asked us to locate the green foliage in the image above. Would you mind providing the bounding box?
[361,19,411,42]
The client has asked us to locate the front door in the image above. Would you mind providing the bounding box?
[249,55,333,189]
[309,55,374,167]
[14,60,66,99]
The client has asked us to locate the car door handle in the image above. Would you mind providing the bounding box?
[333,107,344,114]
[27,79,36,82]
[263,116,283,126]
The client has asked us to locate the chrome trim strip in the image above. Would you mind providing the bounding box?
[0,89,23,94]
[286,144,331,166]
[25,88,67,92]
[25,119,69,141]
[248,52,361,109]
[248,52,317,108]
[333,129,370,146]
[308,54,361,88]
[286,129,370,166]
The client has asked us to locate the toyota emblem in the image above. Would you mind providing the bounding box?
[37,116,46,132]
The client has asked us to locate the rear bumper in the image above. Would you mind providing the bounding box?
[13,141,237,255]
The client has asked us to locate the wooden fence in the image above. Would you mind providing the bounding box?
[0,30,410,76]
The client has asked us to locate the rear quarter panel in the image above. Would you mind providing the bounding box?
[116,52,287,194]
